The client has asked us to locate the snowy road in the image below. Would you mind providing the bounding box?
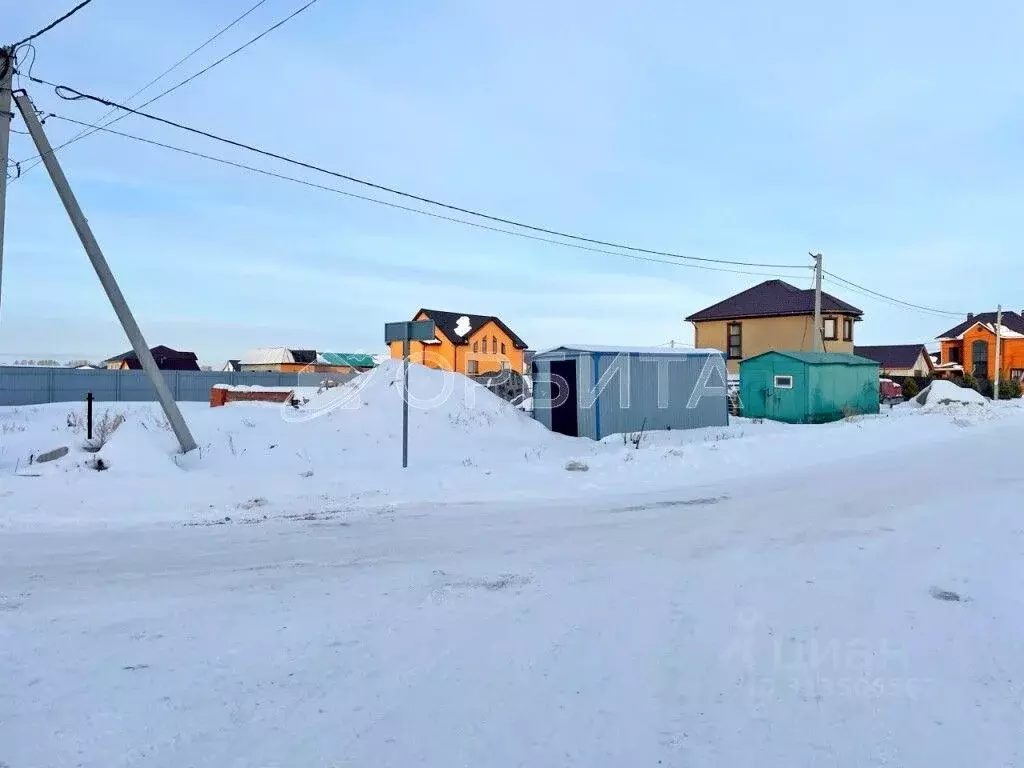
[3,423,1024,766]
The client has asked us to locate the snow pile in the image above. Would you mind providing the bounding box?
[5,361,1024,530]
[913,380,987,409]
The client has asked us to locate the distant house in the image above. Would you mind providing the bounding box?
[103,345,200,371]
[239,348,374,374]
[239,348,318,373]
[686,280,863,374]
[222,359,242,372]
[936,311,1024,381]
[317,352,375,372]
[388,309,528,375]
[854,345,934,379]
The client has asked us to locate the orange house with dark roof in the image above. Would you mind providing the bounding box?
[388,309,528,375]
[937,311,1024,381]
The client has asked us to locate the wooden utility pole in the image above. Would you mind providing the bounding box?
[810,252,823,352]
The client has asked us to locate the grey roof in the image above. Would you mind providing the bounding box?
[417,309,527,348]
[686,280,863,322]
[741,350,879,366]
[854,344,930,369]
[936,311,1024,339]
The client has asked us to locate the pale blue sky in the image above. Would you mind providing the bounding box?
[3,0,1023,363]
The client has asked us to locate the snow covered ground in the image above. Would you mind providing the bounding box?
[2,365,1023,766]
[0,361,1016,531]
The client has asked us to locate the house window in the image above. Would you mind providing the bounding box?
[500,361,510,370]
[971,340,988,378]
[1011,369,1024,381]
[472,341,478,353]
[948,346,961,364]
[467,360,479,374]
[482,338,488,354]
[842,317,853,342]
[823,318,837,341]
[501,342,506,355]
[492,336,497,353]
[773,375,794,389]
[727,323,742,359]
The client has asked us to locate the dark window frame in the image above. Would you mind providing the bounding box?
[972,339,989,378]
[726,322,742,360]
[472,341,478,353]
[842,317,853,342]
[823,317,838,341]
[481,337,488,354]
[500,342,506,355]
[467,359,479,374]
[948,345,961,364]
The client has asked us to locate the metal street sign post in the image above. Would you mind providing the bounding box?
[384,320,436,467]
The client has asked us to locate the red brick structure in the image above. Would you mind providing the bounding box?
[210,386,295,408]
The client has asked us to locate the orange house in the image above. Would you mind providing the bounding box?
[937,312,1024,381]
[388,309,528,375]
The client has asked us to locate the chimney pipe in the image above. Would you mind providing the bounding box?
[967,312,975,321]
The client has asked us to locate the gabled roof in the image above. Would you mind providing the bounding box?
[742,350,879,366]
[103,345,197,363]
[686,280,863,322]
[535,344,721,357]
[416,309,527,348]
[318,352,375,368]
[854,344,932,370]
[937,312,1024,340]
[241,348,317,365]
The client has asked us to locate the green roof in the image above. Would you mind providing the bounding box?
[319,352,376,367]
[740,351,880,366]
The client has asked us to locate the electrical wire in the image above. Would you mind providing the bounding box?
[12,0,95,47]
[33,0,272,161]
[27,76,809,271]
[15,0,318,177]
[822,270,966,317]
[42,111,808,280]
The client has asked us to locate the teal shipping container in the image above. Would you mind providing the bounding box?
[739,351,880,424]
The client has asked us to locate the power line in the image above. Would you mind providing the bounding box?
[12,0,95,47]
[42,111,806,280]
[31,0,272,162]
[822,270,966,318]
[15,0,318,175]
[26,76,808,271]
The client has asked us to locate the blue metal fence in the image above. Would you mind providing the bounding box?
[0,367,353,406]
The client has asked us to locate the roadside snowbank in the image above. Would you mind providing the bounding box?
[2,361,1023,530]
[913,380,987,408]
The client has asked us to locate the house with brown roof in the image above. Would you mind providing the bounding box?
[854,344,934,378]
[103,345,200,371]
[936,311,1024,381]
[686,280,863,374]
[388,309,528,375]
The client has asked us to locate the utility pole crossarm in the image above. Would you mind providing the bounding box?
[13,89,197,453]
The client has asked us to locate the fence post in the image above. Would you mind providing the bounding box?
[86,392,93,439]
[114,369,121,402]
